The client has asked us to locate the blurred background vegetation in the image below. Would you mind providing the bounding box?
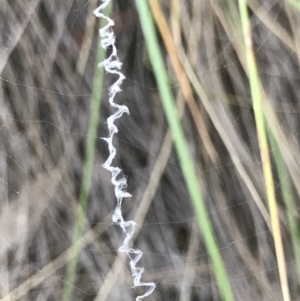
[0,0,300,300]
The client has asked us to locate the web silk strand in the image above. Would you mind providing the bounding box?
[94,1,156,300]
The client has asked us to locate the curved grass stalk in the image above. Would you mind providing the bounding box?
[135,1,235,301]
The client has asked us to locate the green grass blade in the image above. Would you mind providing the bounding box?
[61,4,111,300]
[135,1,235,301]
[238,1,290,300]
[287,0,300,10]
[268,129,300,284]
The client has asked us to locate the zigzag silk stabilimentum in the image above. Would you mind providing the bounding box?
[94,1,156,300]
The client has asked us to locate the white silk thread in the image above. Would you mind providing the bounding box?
[94,1,156,300]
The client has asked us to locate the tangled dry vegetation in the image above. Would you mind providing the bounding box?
[1,0,300,300]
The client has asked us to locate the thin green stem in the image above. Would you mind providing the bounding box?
[268,129,300,284]
[238,1,290,300]
[61,4,111,300]
[135,1,235,301]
